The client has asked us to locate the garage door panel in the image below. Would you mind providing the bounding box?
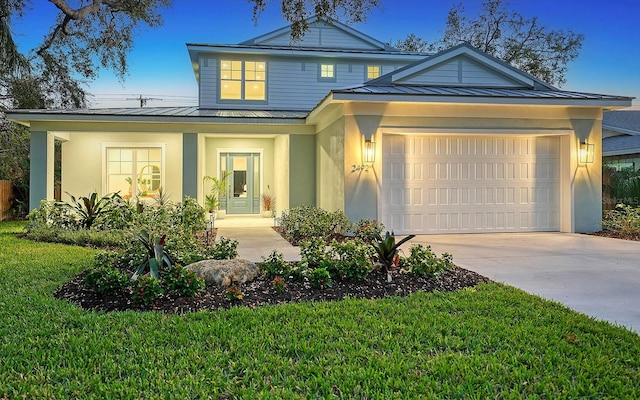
[382,135,560,234]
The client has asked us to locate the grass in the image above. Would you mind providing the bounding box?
[1,221,639,399]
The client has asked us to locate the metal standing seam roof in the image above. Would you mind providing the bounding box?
[7,106,309,119]
[603,135,640,153]
[186,42,430,58]
[603,110,640,134]
[331,85,632,101]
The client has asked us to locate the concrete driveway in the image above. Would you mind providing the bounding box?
[218,223,640,334]
[408,233,640,333]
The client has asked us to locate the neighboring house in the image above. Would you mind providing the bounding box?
[603,110,640,170]
[7,17,633,234]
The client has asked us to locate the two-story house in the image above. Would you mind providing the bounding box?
[8,17,633,234]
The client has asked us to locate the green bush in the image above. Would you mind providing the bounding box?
[211,237,238,260]
[353,219,385,244]
[602,204,640,236]
[403,244,455,279]
[279,206,353,243]
[309,267,332,289]
[27,199,77,229]
[260,250,290,279]
[299,237,331,269]
[330,239,374,281]
[603,166,640,209]
[84,266,130,294]
[24,225,129,247]
[163,265,205,297]
[131,276,164,304]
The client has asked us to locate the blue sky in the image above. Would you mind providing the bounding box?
[12,0,640,108]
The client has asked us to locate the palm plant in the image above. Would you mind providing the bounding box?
[203,171,232,211]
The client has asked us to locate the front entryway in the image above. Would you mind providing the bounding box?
[222,152,260,214]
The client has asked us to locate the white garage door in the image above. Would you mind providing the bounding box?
[381,135,560,234]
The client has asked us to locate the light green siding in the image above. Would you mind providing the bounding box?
[182,133,198,199]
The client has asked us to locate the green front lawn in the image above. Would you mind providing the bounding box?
[1,221,639,399]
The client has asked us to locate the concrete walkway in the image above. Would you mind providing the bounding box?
[216,222,640,334]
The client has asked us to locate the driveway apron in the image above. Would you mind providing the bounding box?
[407,233,640,333]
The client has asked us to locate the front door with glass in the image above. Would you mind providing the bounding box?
[221,152,260,214]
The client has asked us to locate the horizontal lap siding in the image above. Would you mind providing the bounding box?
[200,57,404,110]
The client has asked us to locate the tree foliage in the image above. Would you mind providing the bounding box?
[391,0,584,87]
[1,0,172,109]
[249,0,382,42]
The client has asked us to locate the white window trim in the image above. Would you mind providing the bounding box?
[101,142,166,198]
[219,60,267,102]
[366,64,381,80]
[319,63,336,82]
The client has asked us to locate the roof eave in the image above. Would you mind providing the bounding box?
[329,92,633,108]
[5,112,309,127]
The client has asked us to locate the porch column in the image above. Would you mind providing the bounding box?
[182,132,198,199]
[29,130,55,210]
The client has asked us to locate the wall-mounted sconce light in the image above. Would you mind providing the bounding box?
[352,139,376,173]
[579,140,595,164]
[364,139,375,163]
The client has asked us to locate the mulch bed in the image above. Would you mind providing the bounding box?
[54,226,494,314]
[590,230,640,241]
[54,267,490,314]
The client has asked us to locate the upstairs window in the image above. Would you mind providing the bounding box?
[319,63,336,81]
[220,60,266,101]
[367,65,381,79]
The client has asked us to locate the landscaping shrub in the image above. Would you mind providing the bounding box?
[330,239,374,281]
[210,237,239,260]
[601,203,640,236]
[309,267,332,289]
[131,276,164,304]
[24,224,129,247]
[84,266,130,294]
[603,166,640,209]
[260,250,290,279]
[279,205,353,243]
[402,244,455,279]
[163,264,205,297]
[271,276,286,294]
[353,218,385,244]
[299,237,331,269]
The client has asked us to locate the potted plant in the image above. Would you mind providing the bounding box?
[261,193,275,218]
[204,171,231,219]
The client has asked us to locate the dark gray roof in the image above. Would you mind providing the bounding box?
[603,110,640,135]
[186,42,428,57]
[603,135,640,155]
[332,84,631,101]
[8,106,308,119]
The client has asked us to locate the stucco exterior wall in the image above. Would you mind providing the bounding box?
[274,135,290,214]
[338,103,604,233]
[289,135,316,208]
[61,132,183,202]
[316,117,345,211]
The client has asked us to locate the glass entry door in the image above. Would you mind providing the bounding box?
[221,152,260,214]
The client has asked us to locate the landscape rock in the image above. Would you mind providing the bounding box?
[185,259,260,287]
